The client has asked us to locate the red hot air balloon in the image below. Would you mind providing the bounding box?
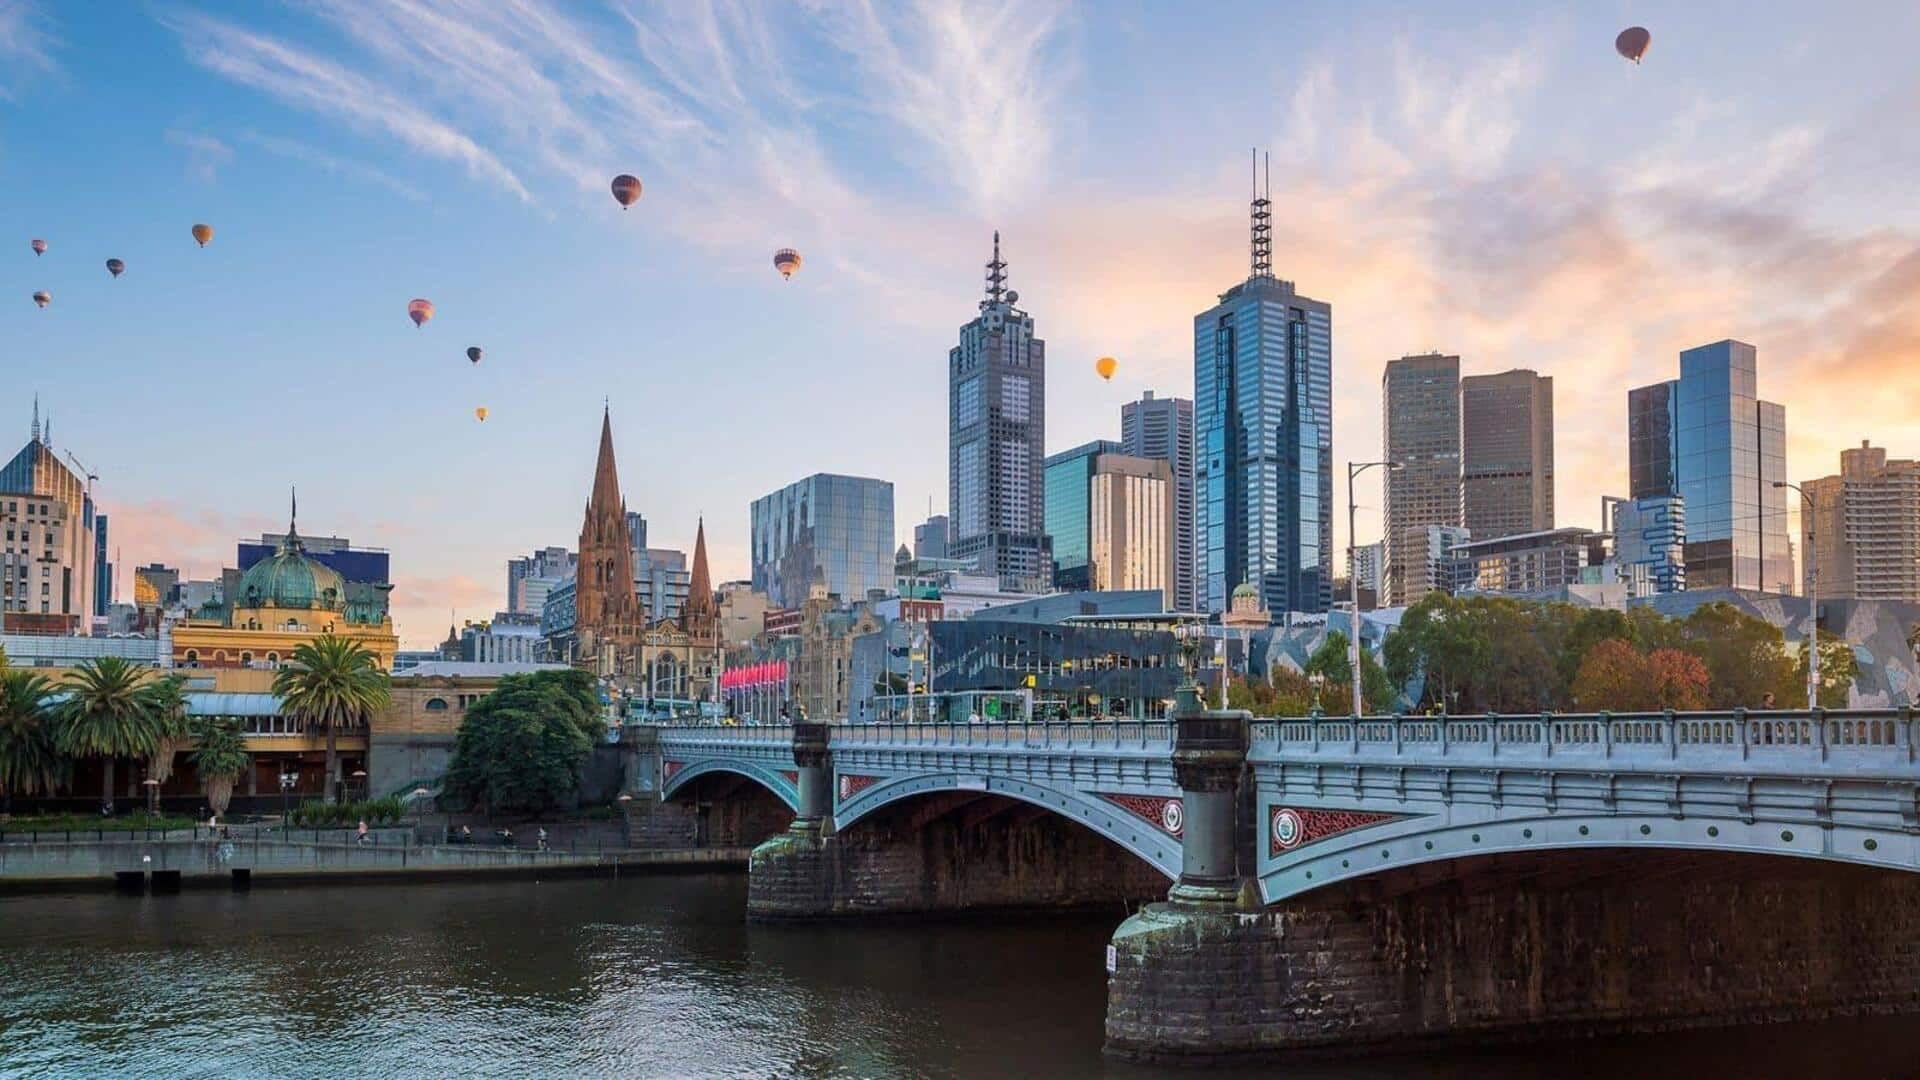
[611,174,643,209]
[30,239,47,256]
[1615,26,1651,64]
[408,298,435,328]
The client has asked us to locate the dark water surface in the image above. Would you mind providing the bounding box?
[2,873,1919,1078]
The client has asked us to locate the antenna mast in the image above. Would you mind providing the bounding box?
[985,231,1007,305]
[1251,149,1273,278]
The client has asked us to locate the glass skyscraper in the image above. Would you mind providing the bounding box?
[1193,190,1333,615]
[1627,339,1791,592]
[751,473,896,609]
[1044,440,1122,592]
[1121,391,1196,612]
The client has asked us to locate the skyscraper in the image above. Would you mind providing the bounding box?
[93,512,111,618]
[1381,354,1461,606]
[0,401,95,633]
[1461,369,1554,542]
[1803,441,1920,601]
[1089,453,1176,605]
[949,233,1051,593]
[1628,340,1790,592]
[1193,167,1333,615]
[1044,440,1122,592]
[1121,390,1196,611]
[751,473,896,608]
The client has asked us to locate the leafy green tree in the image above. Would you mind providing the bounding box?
[1678,603,1796,709]
[1226,669,1317,717]
[1303,632,1398,714]
[57,656,161,814]
[190,715,251,819]
[1383,593,1491,712]
[0,669,63,807]
[442,670,598,814]
[1786,628,1858,709]
[273,636,392,804]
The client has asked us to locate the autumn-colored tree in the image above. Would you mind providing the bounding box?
[1571,639,1657,712]
[1646,648,1711,710]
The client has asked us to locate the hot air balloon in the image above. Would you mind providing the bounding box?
[408,298,435,328]
[31,290,50,309]
[1096,356,1118,381]
[773,248,802,280]
[467,346,483,364]
[475,407,489,423]
[192,224,214,247]
[30,239,47,256]
[106,258,125,278]
[1615,26,1651,64]
[611,174,643,209]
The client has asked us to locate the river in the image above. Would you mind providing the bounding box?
[2,874,1918,1078]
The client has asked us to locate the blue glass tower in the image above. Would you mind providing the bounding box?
[1043,439,1121,591]
[1192,167,1333,615]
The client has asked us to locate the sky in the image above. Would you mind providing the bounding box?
[4,1,1920,648]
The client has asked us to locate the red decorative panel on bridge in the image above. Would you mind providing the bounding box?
[1269,807,1401,856]
[837,773,880,803]
[1102,794,1184,838]
[781,770,798,786]
[663,760,683,782]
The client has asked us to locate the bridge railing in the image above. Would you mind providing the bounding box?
[833,720,1171,749]
[1251,708,1917,765]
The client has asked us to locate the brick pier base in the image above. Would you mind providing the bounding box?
[1105,851,1920,1063]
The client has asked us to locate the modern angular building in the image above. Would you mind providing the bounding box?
[0,404,96,634]
[751,472,896,609]
[1628,339,1791,592]
[1611,494,1687,597]
[950,233,1051,593]
[1461,368,1554,542]
[1121,390,1196,612]
[1194,182,1333,616]
[1046,441,1175,605]
[1803,441,1920,601]
[1044,440,1122,592]
[1382,354,1461,606]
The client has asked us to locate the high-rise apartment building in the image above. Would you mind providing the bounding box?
[1461,369,1554,542]
[1382,354,1461,606]
[1628,340,1791,592]
[1803,441,1920,601]
[949,233,1051,593]
[1044,440,1122,592]
[1194,174,1333,615]
[508,546,577,616]
[752,473,896,609]
[1121,391,1196,612]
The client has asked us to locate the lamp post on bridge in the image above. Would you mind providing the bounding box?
[1775,480,1820,711]
[1347,459,1402,717]
[1168,622,1248,908]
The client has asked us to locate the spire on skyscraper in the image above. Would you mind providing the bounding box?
[985,230,1007,305]
[1251,148,1272,279]
[30,395,40,444]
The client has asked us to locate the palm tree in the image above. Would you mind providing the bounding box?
[143,676,193,813]
[274,636,390,804]
[58,656,161,815]
[190,715,250,820]
[0,668,63,810]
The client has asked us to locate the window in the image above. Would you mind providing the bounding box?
[184,650,199,667]
[424,698,449,712]
[240,652,253,666]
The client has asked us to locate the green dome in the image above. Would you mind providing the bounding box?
[1231,582,1260,601]
[234,534,346,611]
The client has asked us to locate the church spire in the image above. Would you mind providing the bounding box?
[684,516,715,626]
[590,405,623,517]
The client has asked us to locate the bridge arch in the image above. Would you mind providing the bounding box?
[836,772,1180,880]
[661,758,800,812]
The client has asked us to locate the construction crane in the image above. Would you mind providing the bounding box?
[63,449,98,497]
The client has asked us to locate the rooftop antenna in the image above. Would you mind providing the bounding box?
[1251,148,1273,278]
[985,230,1007,305]
[29,394,39,444]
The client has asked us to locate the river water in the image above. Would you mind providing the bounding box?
[2,873,1918,1078]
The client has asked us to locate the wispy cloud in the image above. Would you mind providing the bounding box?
[239,130,426,201]
[0,0,57,101]
[165,128,233,182]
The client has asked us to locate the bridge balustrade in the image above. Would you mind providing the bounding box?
[655,720,1173,751]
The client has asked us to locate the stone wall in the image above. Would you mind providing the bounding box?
[749,792,1168,920]
[625,776,791,852]
[1106,850,1920,1063]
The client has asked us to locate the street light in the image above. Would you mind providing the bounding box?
[279,771,298,832]
[142,777,160,816]
[351,769,368,803]
[1775,480,1819,710]
[1347,460,1403,717]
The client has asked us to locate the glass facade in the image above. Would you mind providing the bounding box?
[1120,392,1196,611]
[751,473,896,609]
[1194,276,1333,615]
[1043,440,1119,592]
[1382,354,1461,605]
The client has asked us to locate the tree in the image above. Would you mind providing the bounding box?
[1570,639,1655,712]
[142,676,193,811]
[57,656,160,814]
[1226,669,1316,717]
[442,670,597,814]
[1679,604,1797,709]
[273,636,392,804]
[1786,628,1859,709]
[1646,648,1711,711]
[0,669,62,807]
[1304,632,1399,714]
[1383,594,1491,712]
[190,715,251,819]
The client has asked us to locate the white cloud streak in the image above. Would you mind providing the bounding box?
[0,0,57,100]
[165,128,233,181]
[239,130,426,201]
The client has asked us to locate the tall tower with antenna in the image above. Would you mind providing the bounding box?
[1191,150,1335,616]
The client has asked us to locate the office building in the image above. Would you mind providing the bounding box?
[458,615,543,664]
[1803,442,1920,602]
[1089,453,1176,604]
[1450,527,1609,596]
[0,403,96,633]
[1044,440,1122,592]
[636,546,691,623]
[949,232,1052,592]
[1399,524,1470,601]
[1382,354,1461,606]
[751,472,896,609]
[913,514,950,561]
[1194,176,1333,616]
[1349,542,1383,596]
[1610,494,1687,597]
[507,546,577,617]
[1121,391,1196,611]
[1628,339,1791,592]
[1461,369,1554,541]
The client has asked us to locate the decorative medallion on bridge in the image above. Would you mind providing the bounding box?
[780,770,798,787]
[1102,794,1184,838]
[837,773,880,803]
[663,760,684,782]
[1270,807,1402,856]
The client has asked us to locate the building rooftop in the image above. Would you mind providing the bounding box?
[393,661,570,679]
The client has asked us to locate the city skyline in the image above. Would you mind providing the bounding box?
[7,3,1920,645]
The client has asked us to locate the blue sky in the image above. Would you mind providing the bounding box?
[4,1,1919,647]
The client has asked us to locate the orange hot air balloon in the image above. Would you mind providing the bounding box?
[1096,356,1118,381]
[475,407,489,422]
[106,258,125,278]
[467,346,483,364]
[1615,26,1651,64]
[192,224,214,247]
[611,174,643,208]
[408,298,435,328]
[773,248,802,280]
[32,290,50,309]
[30,239,47,256]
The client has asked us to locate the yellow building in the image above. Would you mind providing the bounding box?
[170,525,397,673]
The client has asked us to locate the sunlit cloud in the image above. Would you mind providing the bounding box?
[164,128,233,182]
[0,0,57,101]
[238,130,426,201]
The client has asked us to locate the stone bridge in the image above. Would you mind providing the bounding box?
[626,691,1920,1062]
